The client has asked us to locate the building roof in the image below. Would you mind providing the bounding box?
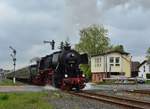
[138,60,149,68]
[91,50,130,57]
[131,61,140,72]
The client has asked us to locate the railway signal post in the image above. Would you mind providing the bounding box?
[9,46,17,84]
[43,40,55,50]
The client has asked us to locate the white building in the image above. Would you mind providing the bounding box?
[91,51,131,83]
[139,60,150,79]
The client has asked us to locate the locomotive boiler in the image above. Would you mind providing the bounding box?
[30,44,88,91]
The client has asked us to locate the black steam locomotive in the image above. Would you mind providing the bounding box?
[30,43,88,91]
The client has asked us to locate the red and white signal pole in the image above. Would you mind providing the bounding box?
[9,46,17,84]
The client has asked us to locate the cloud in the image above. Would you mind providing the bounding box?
[0,0,67,69]
[107,25,150,55]
[102,2,150,30]
[101,0,150,10]
[65,0,101,26]
[96,0,150,60]
[0,0,150,69]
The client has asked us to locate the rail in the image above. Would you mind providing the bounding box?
[69,91,150,109]
[126,90,150,95]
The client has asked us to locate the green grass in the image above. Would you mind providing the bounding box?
[0,92,53,109]
[0,79,24,86]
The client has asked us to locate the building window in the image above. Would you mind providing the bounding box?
[94,59,97,67]
[110,57,114,67]
[116,64,120,66]
[115,57,120,63]
[97,58,101,67]
[110,57,120,66]
[110,57,114,63]
[95,57,101,67]
[115,57,120,66]
[110,64,114,66]
[143,66,146,72]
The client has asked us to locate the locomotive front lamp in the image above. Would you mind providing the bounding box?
[65,74,68,78]
[82,74,85,77]
[71,53,75,57]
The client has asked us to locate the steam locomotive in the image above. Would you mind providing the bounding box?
[29,44,88,91]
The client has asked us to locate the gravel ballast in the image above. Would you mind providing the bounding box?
[47,91,127,109]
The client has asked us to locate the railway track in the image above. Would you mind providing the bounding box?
[69,91,150,109]
[126,90,150,95]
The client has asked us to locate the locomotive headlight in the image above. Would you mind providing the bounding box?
[82,74,85,77]
[65,74,68,78]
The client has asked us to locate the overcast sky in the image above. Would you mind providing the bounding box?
[0,0,150,69]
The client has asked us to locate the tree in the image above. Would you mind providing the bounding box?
[75,24,110,80]
[110,45,125,52]
[75,24,110,57]
[146,47,150,63]
[80,64,91,80]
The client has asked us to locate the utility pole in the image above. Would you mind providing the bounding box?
[9,46,16,84]
[43,40,55,50]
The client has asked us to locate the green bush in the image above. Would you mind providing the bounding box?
[80,64,92,80]
[0,95,9,101]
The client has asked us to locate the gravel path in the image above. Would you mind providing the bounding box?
[84,83,150,91]
[47,91,127,109]
[0,84,150,109]
[116,91,150,101]
[85,83,150,103]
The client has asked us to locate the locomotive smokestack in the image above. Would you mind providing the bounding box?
[64,41,71,50]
